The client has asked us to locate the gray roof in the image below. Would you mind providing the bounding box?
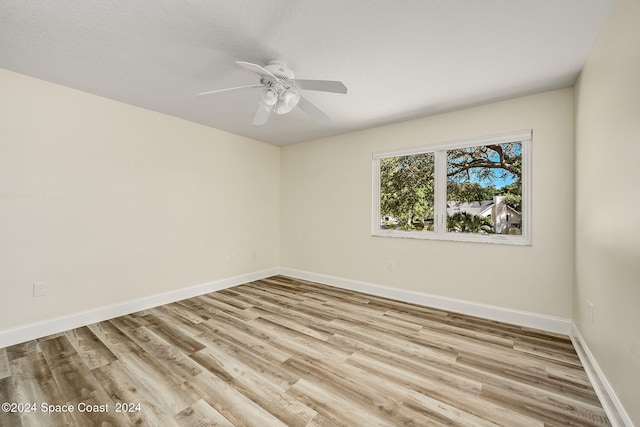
[447,201,494,216]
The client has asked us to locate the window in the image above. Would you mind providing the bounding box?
[372,130,531,245]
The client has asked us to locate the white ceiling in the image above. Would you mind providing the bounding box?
[1,1,615,146]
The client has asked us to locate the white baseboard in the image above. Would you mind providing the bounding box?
[278,267,572,335]
[570,324,634,427]
[0,268,278,349]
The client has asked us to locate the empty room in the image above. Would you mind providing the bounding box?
[1,1,638,426]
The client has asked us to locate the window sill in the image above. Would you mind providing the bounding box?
[372,229,531,246]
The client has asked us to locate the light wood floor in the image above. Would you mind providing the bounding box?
[1,276,609,426]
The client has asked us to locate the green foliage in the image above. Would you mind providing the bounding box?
[447,181,522,212]
[500,181,522,211]
[447,182,496,205]
[447,212,494,234]
[503,193,522,212]
[380,153,434,230]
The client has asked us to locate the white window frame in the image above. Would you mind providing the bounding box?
[372,130,532,245]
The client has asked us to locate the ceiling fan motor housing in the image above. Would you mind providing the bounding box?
[264,60,295,80]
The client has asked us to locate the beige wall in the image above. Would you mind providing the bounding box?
[574,0,640,422]
[0,69,280,330]
[281,88,575,318]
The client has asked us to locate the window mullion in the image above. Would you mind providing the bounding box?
[434,150,448,235]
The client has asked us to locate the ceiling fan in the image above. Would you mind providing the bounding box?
[198,60,347,126]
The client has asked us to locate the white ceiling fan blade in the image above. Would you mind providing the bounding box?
[197,85,262,96]
[236,61,277,80]
[252,104,272,126]
[293,79,347,94]
[297,95,330,125]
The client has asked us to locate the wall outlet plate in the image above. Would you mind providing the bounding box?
[33,282,47,297]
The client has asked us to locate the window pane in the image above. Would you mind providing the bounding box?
[446,142,522,235]
[380,153,435,232]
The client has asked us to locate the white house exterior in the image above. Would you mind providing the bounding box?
[447,195,521,234]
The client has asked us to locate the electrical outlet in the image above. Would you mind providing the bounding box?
[225,252,237,263]
[386,260,395,272]
[33,282,47,297]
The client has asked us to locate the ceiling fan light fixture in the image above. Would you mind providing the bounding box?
[261,88,278,106]
[282,89,300,107]
[274,89,300,115]
[275,98,293,115]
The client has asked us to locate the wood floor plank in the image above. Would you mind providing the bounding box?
[1,275,610,426]
[383,309,517,348]
[89,320,200,415]
[117,325,204,380]
[306,413,343,427]
[481,383,610,426]
[63,326,117,370]
[224,291,338,335]
[194,331,300,390]
[252,310,334,341]
[174,298,215,322]
[185,370,290,427]
[92,359,183,426]
[346,350,543,427]
[245,279,311,304]
[198,310,294,364]
[0,376,22,427]
[36,337,130,426]
[456,352,601,405]
[287,377,396,427]
[284,354,496,427]
[37,336,101,402]
[546,363,595,390]
[175,399,235,427]
[326,318,457,364]
[284,356,407,422]
[5,340,39,361]
[162,302,210,325]
[0,348,10,379]
[197,294,261,322]
[513,338,582,366]
[252,317,351,364]
[66,393,130,427]
[399,391,506,427]
[190,346,317,426]
[140,310,207,355]
[8,351,76,426]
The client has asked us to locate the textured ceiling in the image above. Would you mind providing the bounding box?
[1,1,615,146]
